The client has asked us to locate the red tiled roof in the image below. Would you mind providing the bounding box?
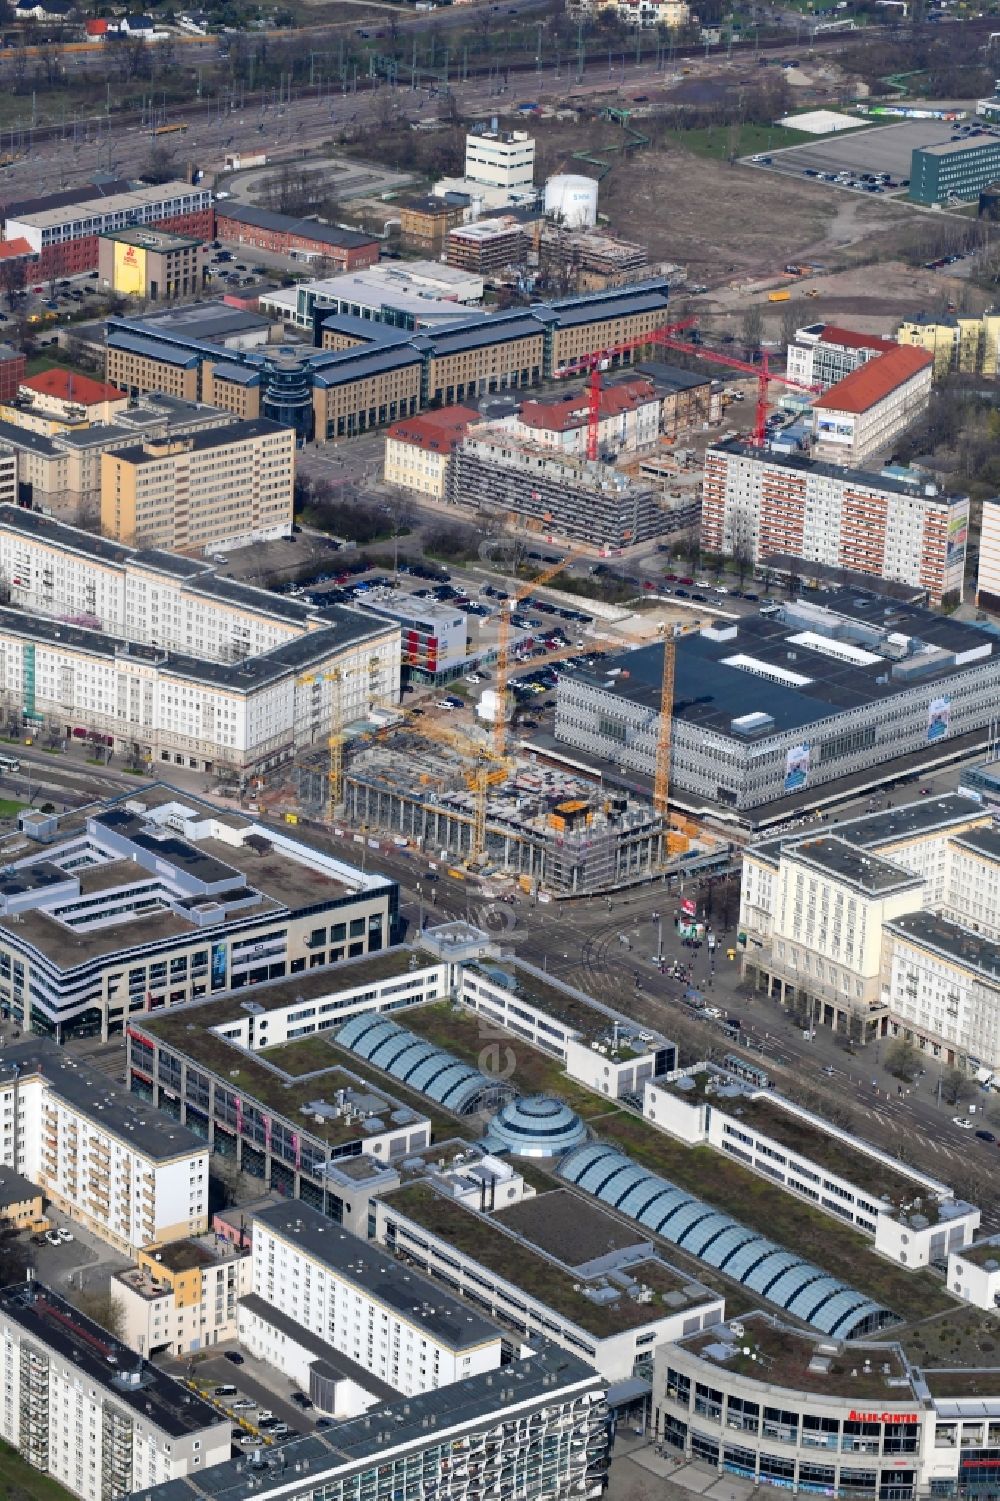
[518,378,656,434]
[813,345,933,415]
[0,238,35,261]
[20,369,123,406]
[819,325,898,354]
[386,404,480,453]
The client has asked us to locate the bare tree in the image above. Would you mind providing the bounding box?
[741,304,763,361]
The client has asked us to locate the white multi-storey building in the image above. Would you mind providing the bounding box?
[785,323,898,391]
[250,1200,505,1397]
[0,504,399,774]
[0,1279,229,1501]
[977,498,1000,611]
[114,1236,252,1358]
[0,1038,208,1254]
[700,439,969,605]
[465,130,535,194]
[882,910,1000,1073]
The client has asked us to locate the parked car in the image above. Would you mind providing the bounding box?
[56,1227,73,1243]
[291,1392,314,1410]
[224,1351,245,1365]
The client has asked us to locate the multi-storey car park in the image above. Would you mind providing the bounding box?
[102,281,672,444]
[0,784,398,1040]
[554,591,1000,824]
[0,504,400,774]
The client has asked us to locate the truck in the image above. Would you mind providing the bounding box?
[767,289,791,302]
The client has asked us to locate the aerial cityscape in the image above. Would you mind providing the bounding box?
[1,4,1000,1501]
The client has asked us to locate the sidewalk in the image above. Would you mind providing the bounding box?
[610,1436,764,1501]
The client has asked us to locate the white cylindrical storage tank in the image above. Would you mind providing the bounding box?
[544,173,598,229]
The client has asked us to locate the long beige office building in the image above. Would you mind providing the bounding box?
[100,417,294,552]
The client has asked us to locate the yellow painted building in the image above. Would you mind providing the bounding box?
[115,1236,252,1357]
[0,1169,44,1230]
[896,309,1000,377]
[101,417,294,553]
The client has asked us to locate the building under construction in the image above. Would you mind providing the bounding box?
[341,732,668,893]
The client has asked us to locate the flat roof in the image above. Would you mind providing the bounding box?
[710,437,966,503]
[750,792,989,869]
[253,1199,500,1350]
[950,826,1000,866]
[0,1282,225,1437]
[376,1182,709,1336]
[680,1313,911,1400]
[917,134,1000,157]
[884,909,1000,984]
[137,1346,601,1501]
[784,835,923,895]
[465,960,669,1050]
[113,416,288,466]
[101,226,202,251]
[0,177,133,219]
[495,1187,649,1267]
[0,1037,203,1160]
[9,181,207,231]
[564,593,996,741]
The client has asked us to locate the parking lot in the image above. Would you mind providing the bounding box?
[8,1217,131,1296]
[158,1345,317,1452]
[745,119,990,197]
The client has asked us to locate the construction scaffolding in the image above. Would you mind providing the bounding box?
[341,733,667,893]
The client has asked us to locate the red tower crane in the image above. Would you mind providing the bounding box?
[555,317,821,456]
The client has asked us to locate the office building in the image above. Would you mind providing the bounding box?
[114,1235,252,1358]
[382,404,480,500]
[214,203,378,270]
[555,594,1000,818]
[448,426,660,549]
[98,227,207,301]
[250,1199,504,1395]
[785,323,898,390]
[446,218,528,275]
[4,181,214,278]
[102,280,672,445]
[259,264,487,334]
[882,910,1000,1073]
[896,308,1000,377]
[100,416,295,553]
[0,784,398,1038]
[911,134,1000,204]
[376,1170,724,1382]
[131,1344,610,1501]
[0,1037,209,1253]
[701,439,969,605]
[812,344,934,465]
[978,498,1000,610]
[0,1280,229,1501]
[358,588,469,679]
[465,128,535,195]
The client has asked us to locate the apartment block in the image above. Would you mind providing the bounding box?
[251,1199,504,1396]
[114,1235,252,1357]
[0,1038,208,1254]
[100,417,294,553]
[700,440,968,605]
[5,181,214,278]
[812,345,934,466]
[785,323,898,391]
[446,218,528,275]
[134,1345,610,1501]
[397,195,466,254]
[448,425,661,549]
[383,404,479,499]
[0,786,398,1039]
[0,1280,229,1501]
[882,910,1000,1072]
[978,499,1000,610]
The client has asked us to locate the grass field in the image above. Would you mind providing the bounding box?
[0,1441,75,1501]
[0,799,26,817]
[674,122,825,161]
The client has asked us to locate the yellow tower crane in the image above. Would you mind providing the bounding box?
[297,668,346,823]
